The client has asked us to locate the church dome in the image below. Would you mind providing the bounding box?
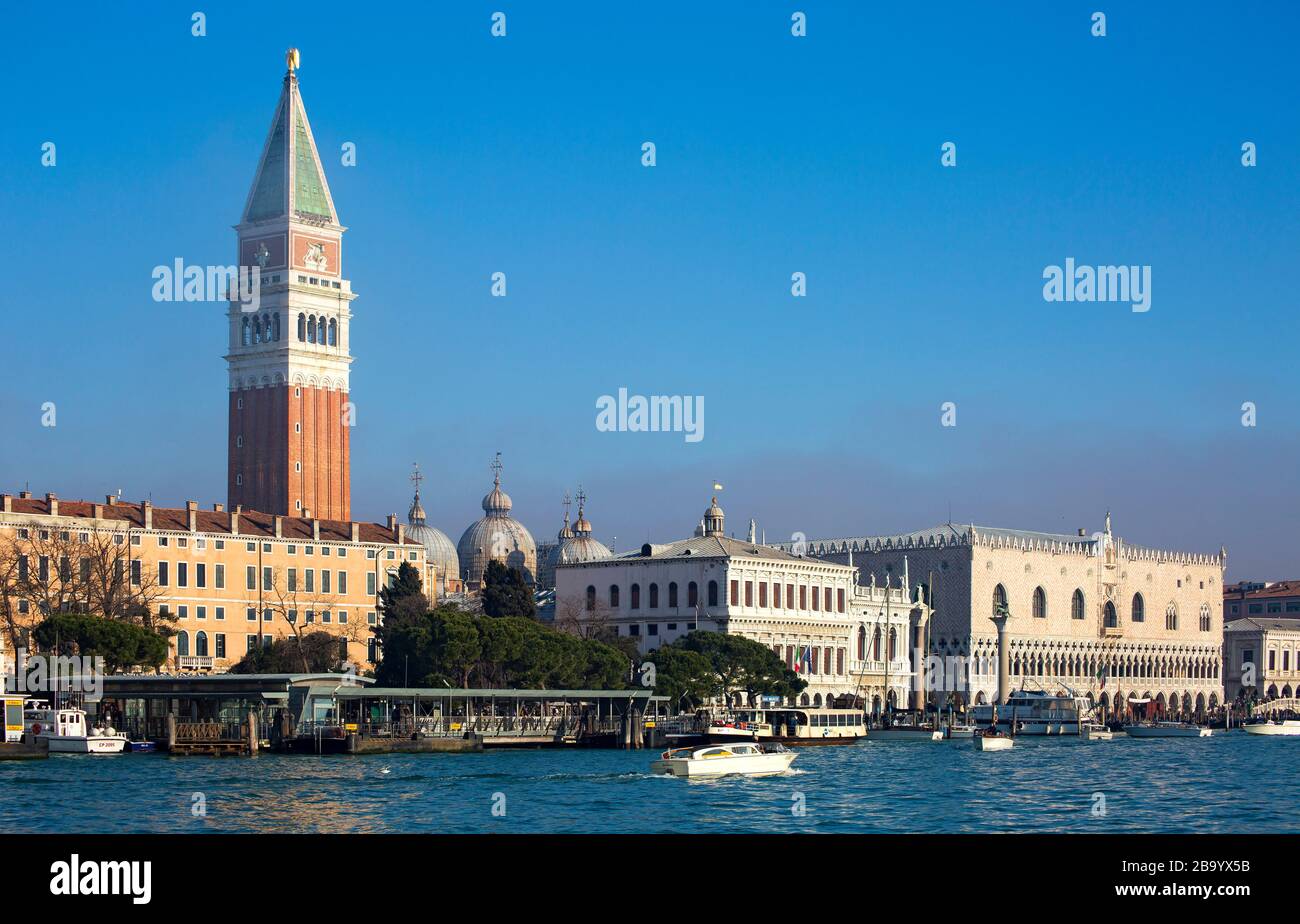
[551,493,611,569]
[458,456,536,587]
[405,480,459,589]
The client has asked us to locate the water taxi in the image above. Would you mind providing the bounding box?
[873,723,944,742]
[968,690,1089,735]
[23,702,127,754]
[943,723,978,740]
[651,743,797,778]
[1241,719,1300,736]
[1080,724,1115,741]
[1123,721,1212,739]
[973,727,1014,751]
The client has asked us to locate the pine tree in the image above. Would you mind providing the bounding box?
[481,560,537,619]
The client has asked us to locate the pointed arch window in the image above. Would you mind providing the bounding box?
[1071,589,1086,620]
[1103,600,1118,628]
[1165,603,1178,630]
[857,626,866,660]
[1199,603,1211,632]
[992,583,1007,618]
[1032,586,1047,619]
[1131,592,1145,623]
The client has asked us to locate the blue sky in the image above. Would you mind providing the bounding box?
[1,1,1296,580]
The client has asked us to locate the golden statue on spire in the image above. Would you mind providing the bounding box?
[285,48,301,73]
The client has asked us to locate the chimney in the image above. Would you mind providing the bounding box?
[386,514,398,533]
[46,493,58,517]
[1077,528,1087,537]
[350,521,359,543]
[397,524,406,545]
[19,490,31,500]
[93,503,104,519]
[105,494,117,506]
[213,503,224,513]
[142,500,153,530]
[311,519,321,541]
[230,507,240,536]
[1,494,10,513]
[186,500,198,532]
[274,515,283,539]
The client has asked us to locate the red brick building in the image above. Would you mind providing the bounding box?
[227,51,355,521]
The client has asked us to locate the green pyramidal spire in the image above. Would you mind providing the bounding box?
[241,51,338,226]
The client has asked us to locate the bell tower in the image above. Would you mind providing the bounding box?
[227,49,355,520]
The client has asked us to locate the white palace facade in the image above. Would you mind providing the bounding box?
[555,498,924,712]
[775,516,1226,718]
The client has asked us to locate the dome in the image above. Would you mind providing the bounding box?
[458,458,536,586]
[549,494,610,571]
[701,496,725,537]
[406,487,459,588]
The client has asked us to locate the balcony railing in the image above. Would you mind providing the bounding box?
[177,655,214,670]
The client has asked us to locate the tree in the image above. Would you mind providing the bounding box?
[31,612,169,673]
[230,631,346,674]
[258,565,367,673]
[481,560,536,619]
[646,646,719,710]
[672,631,806,703]
[378,561,430,627]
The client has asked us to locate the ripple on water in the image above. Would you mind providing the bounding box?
[0,733,1296,833]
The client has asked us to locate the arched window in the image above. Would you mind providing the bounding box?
[872,627,881,661]
[297,313,306,341]
[857,626,866,660]
[253,317,262,343]
[1071,589,1085,620]
[272,312,281,341]
[196,631,209,657]
[1103,601,1117,628]
[176,631,190,657]
[241,318,251,346]
[630,584,640,609]
[585,585,596,611]
[1131,592,1145,623]
[707,580,718,607]
[688,581,698,607]
[992,583,1007,617]
[1199,603,1211,632]
[328,318,337,346]
[1032,586,1046,619]
[608,585,620,608]
[667,582,678,607]
[888,628,897,661]
[1165,603,1178,630]
[648,583,659,608]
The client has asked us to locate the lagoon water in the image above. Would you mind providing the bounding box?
[2,733,1294,834]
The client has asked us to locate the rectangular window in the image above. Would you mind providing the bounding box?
[288,568,298,592]
[305,569,315,593]
[247,635,258,652]
[215,607,225,621]
[263,566,273,590]
[824,587,832,611]
[195,563,206,588]
[810,647,820,675]
[215,564,225,589]
[367,573,376,596]
[246,565,256,590]
[837,648,845,675]
[838,588,845,613]
[811,586,819,611]
[177,605,188,619]
[338,571,347,594]
[799,585,807,610]
[246,608,256,622]
[158,561,169,586]
[647,623,658,636]
[367,611,377,625]
[744,581,753,607]
[758,582,767,607]
[130,560,141,586]
[196,606,206,620]
[215,635,226,658]
[322,611,331,623]
[177,562,188,588]
[338,610,347,624]
[322,570,331,594]
[1269,651,1276,670]
[730,580,739,606]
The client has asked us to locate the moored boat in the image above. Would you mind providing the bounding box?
[969,690,1090,736]
[651,742,797,778]
[1080,724,1115,741]
[1123,721,1212,738]
[1242,719,1300,736]
[699,707,867,746]
[874,725,943,742]
[24,702,127,754]
[943,723,977,740]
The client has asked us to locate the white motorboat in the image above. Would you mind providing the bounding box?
[969,690,1089,735]
[1080,724,1115,741]
[1123,721,1212,739]
[651,743,796,778]
[24,702,126,754]
[973,728,1014,751]
[1242,719,1300,737]
[944,723,977,740]
[701,708,867,746]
